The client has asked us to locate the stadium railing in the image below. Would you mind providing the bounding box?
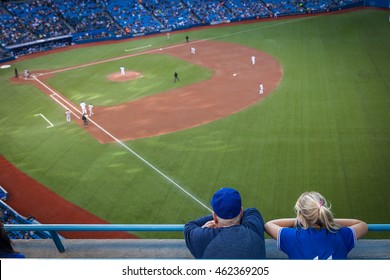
[4,223,390,254]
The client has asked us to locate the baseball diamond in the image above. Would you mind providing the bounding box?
[1,40,282,239]
[0,8,389,242]
[13,41,282,142]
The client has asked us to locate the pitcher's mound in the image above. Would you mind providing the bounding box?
[108,71,142,82]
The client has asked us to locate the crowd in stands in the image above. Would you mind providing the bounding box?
[0,0,364,60]
[143,0,200,30]
[225,0,272,20]
[185,0,233,24]
[100,0,161,35]
[262,0,306,17]
[0,5,37,47]
[305,0,340,12]
[5,0,72,39]
[51,0,126,39]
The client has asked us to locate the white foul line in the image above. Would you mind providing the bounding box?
[33,76,212,213]
[88,117,212,212]
[125,44,152,52]
[34,113,54,128]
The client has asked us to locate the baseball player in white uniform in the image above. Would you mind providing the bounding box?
[120,66,125,76]
[88,104,94,116]
[259,82,264,95]
[251,55,256,65]
[191,47,196,55]
[65,110,71,122]
[80,101,87,114]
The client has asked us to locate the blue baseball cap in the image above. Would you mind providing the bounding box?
[210,187,242,219]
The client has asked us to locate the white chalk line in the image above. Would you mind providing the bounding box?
[125,44,152,52]
[85,117,212,213]
[34,113,54,128]
[33,76,212,212]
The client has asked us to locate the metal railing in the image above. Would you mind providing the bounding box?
[4,223,390,253]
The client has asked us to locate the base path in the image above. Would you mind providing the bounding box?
[90,40,282,142]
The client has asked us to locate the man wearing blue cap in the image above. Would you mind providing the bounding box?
[184,187,266,259]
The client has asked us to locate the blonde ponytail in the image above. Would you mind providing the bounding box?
[294,192,340,232]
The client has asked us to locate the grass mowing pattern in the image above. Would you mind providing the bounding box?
[0,9,389,238]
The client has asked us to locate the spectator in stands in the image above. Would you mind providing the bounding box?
[0,223,25,258]
[265,191,368,259]
[184,187,266,259]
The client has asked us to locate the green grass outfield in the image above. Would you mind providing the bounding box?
[0,9,389,239]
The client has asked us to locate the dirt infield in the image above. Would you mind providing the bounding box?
[90,41,281,142]
[12,40,282,143]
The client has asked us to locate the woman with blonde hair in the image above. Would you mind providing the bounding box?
[265,191,368,259]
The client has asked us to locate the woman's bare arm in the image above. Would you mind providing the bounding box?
[264,218,296,240]
[335,219,368,239]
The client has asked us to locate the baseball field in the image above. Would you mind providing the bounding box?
[0,8,389,239]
